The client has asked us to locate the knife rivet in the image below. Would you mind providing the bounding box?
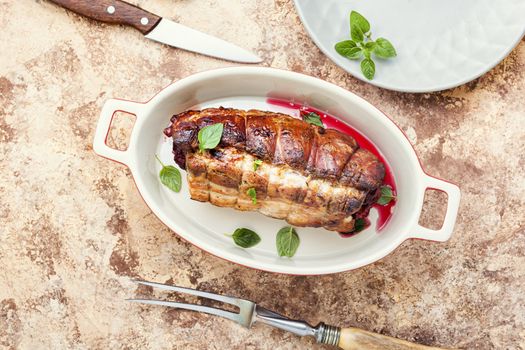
[106,6,115,14]
[141,17,149,25]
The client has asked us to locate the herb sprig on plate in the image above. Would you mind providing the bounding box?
[301,111,324,128]
[226,225,301,258]
[335,11,397,80]
[353,218,368,233]
[155,154,182,192]
[226,228,261,248]
[276,226,300,258]
[377,185,396,205]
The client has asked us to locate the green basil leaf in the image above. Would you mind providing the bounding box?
[364,41,376,50]
[335,40,362,60]
[361,58,375,80]
[155,154,182,192]
[276,226,300,258]
[198,123,224,152]
[350,11,371,35]
[377,185,396,205]
[353,218,367,233]
[159,165,182,192]
[247,187,257,204]
[336,39,356,49]
[230,228,261,248]
[373,38,397,58]
[253,159,263,171]
[350,24,364,42]
[302,112,324,127]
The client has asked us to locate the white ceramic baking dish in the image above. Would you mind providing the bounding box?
[93,67,460,275]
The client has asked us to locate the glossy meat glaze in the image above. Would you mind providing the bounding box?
[164,108,385,232]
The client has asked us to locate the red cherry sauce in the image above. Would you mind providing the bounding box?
[266,98,396,236]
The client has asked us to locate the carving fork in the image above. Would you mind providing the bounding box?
[128,280,454,349]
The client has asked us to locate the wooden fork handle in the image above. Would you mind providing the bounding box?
[338,327,456,350]
[47,0,161,34]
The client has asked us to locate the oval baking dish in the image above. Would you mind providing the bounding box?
[93,67,460,275]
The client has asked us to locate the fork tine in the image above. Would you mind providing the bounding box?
[130,280,257,328]
[134,280,244,306]
[127,299,244,325]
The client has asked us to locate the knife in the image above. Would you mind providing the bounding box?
[47,0,262,63]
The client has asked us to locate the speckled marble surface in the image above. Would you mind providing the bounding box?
[1,1,524,349]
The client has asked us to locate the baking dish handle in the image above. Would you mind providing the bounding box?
[409,175,461,242]
[92,98,143,166]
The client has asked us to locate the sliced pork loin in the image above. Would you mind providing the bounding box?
[164,107,385,232]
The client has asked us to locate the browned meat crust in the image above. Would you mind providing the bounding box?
[165,107,385,232]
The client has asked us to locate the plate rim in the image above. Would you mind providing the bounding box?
[293,0,525,93]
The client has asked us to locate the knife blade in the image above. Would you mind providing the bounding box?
[47,0,262,63]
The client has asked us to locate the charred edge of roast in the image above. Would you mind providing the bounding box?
[167,107,385,192]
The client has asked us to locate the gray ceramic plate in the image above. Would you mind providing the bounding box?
[294,0,525,92]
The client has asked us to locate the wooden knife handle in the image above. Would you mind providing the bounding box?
[47,0,161,34]
[338,327,456,350]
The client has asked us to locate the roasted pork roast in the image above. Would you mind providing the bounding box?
[164,108,385,232]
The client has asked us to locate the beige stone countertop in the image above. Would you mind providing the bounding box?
[1,1,524,349]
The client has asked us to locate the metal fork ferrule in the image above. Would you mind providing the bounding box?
[315,323,341,346]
